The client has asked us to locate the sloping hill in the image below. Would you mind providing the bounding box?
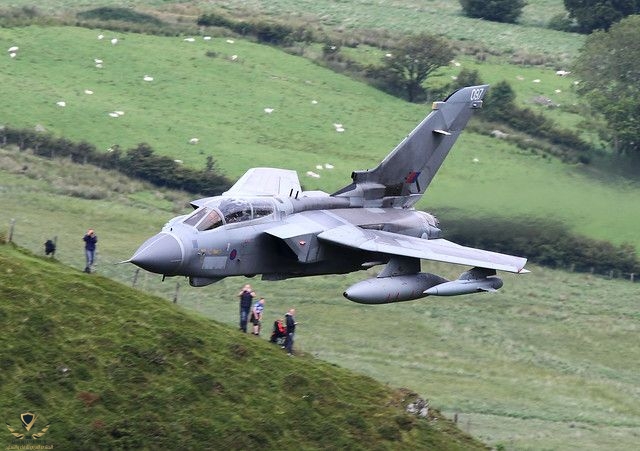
[0,242,486,450]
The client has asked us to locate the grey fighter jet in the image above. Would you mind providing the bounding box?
[128,85,528,304]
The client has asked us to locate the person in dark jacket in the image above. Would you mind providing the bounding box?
[83,229,98,273]
[237,284,255,332]
[284,308,297,356]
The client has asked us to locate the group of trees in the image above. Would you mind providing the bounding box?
[459,0,639,32]
[563,0,640,32]
[573,15,640,155]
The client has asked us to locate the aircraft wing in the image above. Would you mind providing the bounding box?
[223,167,302,197]
[317,224,527,273]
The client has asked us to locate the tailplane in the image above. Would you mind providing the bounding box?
[334,84,489,208]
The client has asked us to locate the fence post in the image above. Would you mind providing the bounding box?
[8,218,16,243]
[132,268,140,287]
[631,273,635,283]
[173,282,180,304]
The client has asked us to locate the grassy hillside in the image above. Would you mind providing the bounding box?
[1,146,639,451]
[1,26,638,252]
[0,242,486,450]
[6,0,583,60]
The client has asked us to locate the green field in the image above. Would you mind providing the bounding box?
[5,0,584,60]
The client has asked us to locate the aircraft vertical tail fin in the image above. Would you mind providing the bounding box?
[333,84,489,208]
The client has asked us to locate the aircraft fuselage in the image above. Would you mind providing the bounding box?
[130,194,440,286]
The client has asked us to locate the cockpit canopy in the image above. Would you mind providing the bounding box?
[183,197,275,231]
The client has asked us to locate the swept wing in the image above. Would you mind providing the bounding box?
[317,224,528,274]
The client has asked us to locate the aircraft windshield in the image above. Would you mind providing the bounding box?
[182,198,275,230]
[197,208,223,231]
[218,198,252,224]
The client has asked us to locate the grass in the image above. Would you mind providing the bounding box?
[4,0,584,61]
[1,143,639,451]
[0,242,486,450]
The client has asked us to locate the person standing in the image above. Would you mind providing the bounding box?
[284,308,297,356]
[250,298,266,335]
[237,284,255,333]
[83,229,98,273]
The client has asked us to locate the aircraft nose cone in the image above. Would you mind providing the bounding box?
[129,233,183,275]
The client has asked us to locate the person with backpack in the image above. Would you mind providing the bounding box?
[237,284,255,333]
[284,308,297,356]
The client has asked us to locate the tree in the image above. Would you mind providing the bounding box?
[381,33,453,102]
[459,0,527,23]
[563,0,640,33]
[573,15,640,154]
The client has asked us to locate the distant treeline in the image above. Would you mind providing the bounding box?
[0,126,231,196]
[443,216,640,276]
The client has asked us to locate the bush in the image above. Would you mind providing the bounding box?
[459,0,526,24]
[76,7,164,26]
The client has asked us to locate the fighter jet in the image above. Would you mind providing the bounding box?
[127,85,528,304]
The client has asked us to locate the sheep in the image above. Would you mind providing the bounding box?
[7,46,19,52]
[111,38,118,45]
[324,163,334,169]
[184,37,195,42]
[189,138,199,144]
[555,70,571,76]
[264,108,274,114]
[84,89,94,95]
[56,101,66,107]
[490,130,509,139]
[143,75,154,82]
[306,171,321,178]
